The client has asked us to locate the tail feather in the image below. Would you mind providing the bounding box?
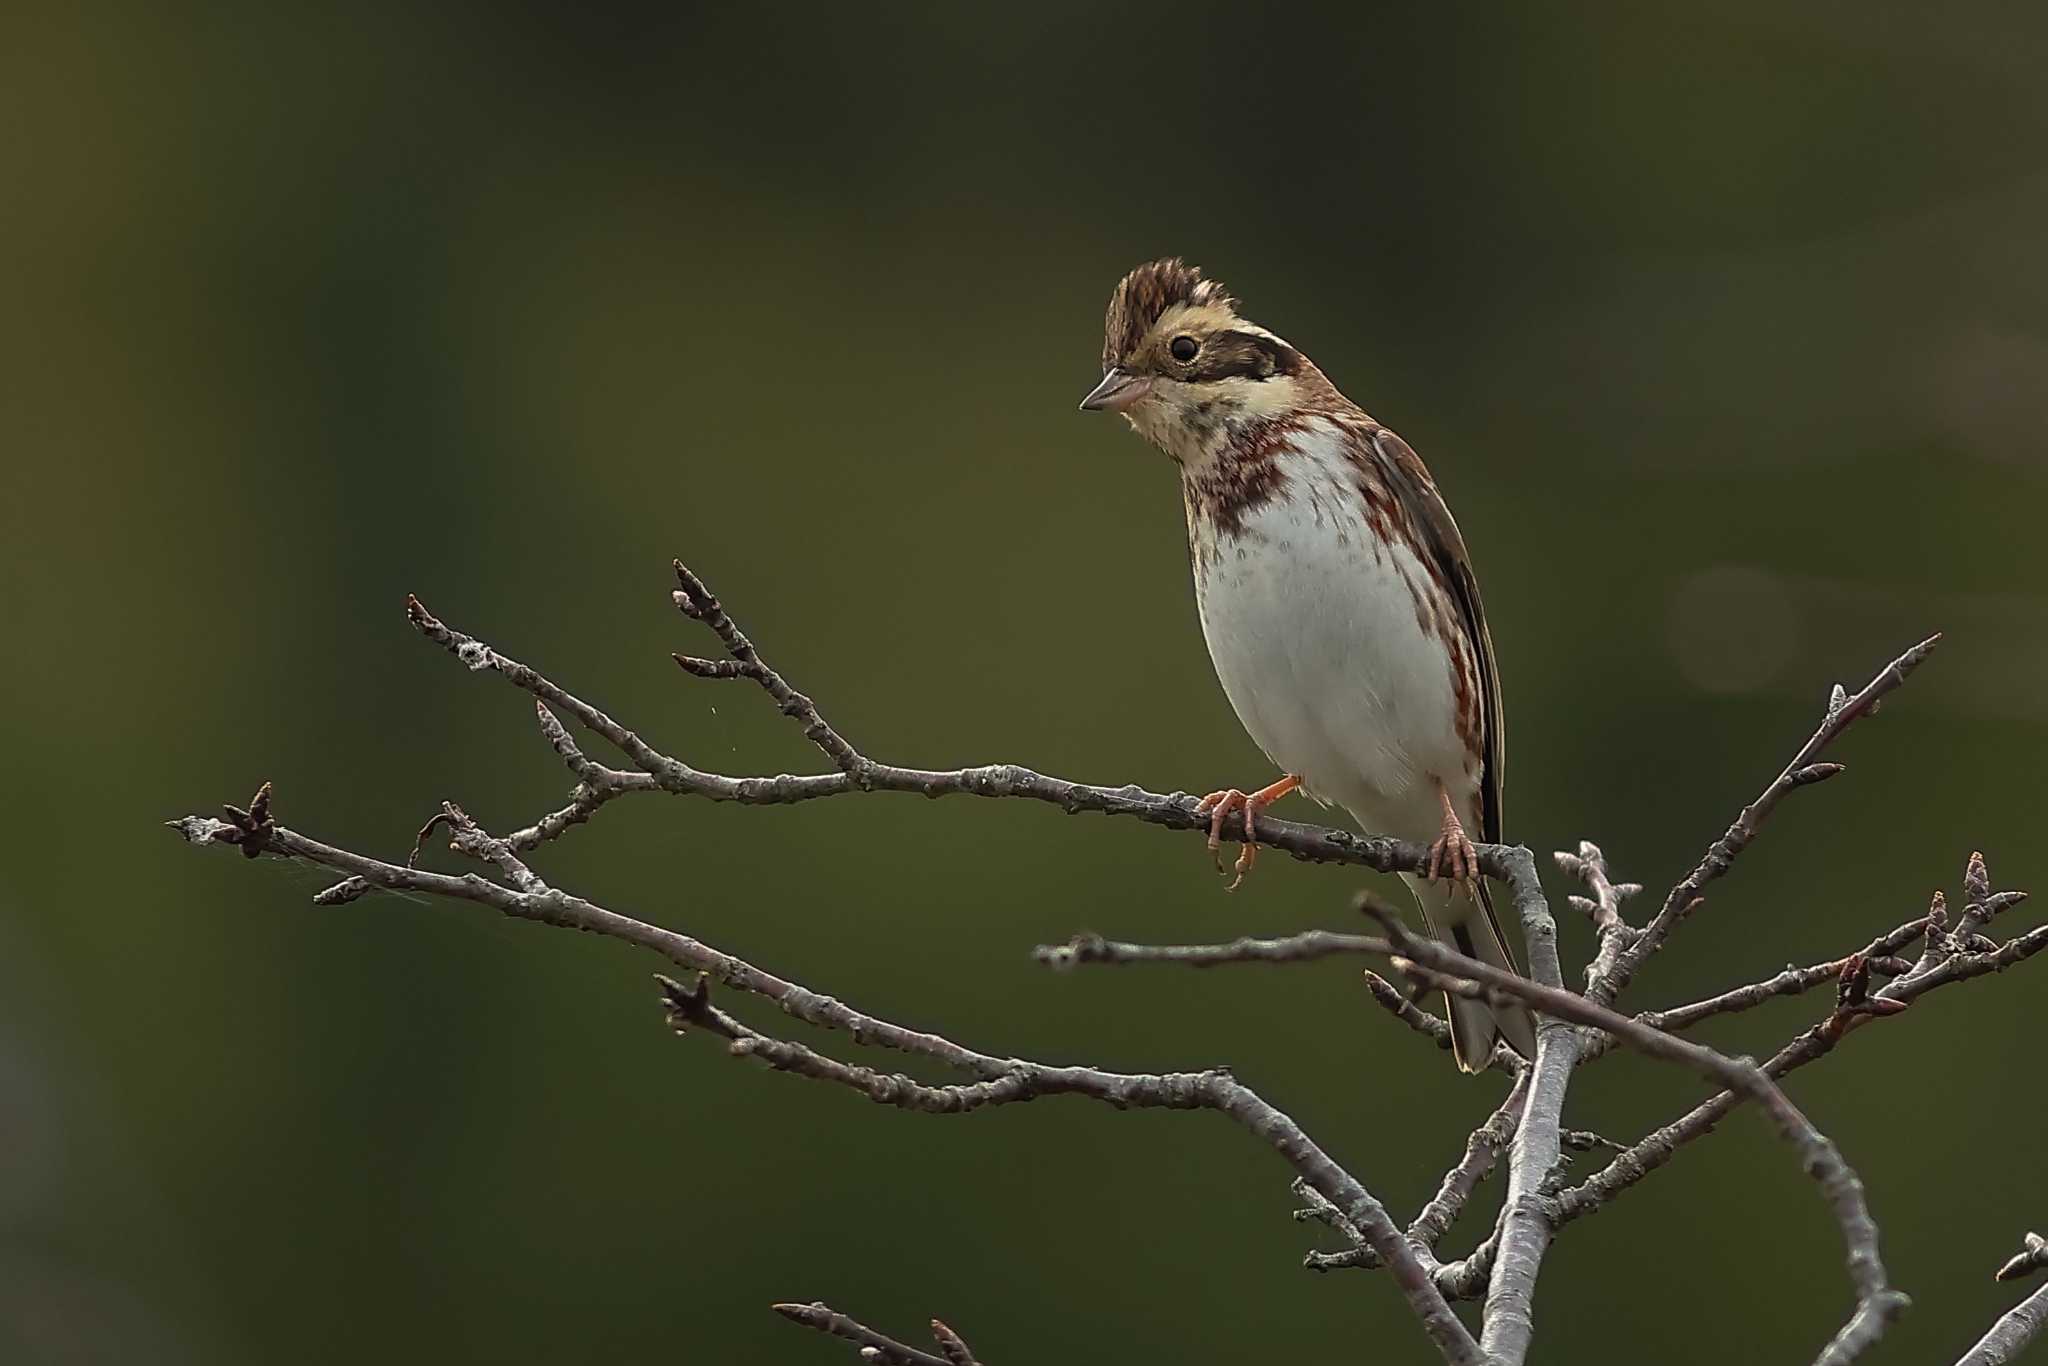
[1407,876,1538,1072]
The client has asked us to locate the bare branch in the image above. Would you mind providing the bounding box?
[1558,917,2048,1224]
[1373,911,1907,1363]
[497,702,639,851]
[1555,840,1642,992]
[1956,1287,2048,1366]
[772,1302,959,1366]
[174,567,2014,1366]
[1360,968,1453,1044]
[1473,843,1585,1366]
[1593,634,1943,1007]
[1306,1068,1530,1291]
[1957,1235,2048,1366]
[1480,1023,1580,1360]
[401,588,1471,883]
[1571,914,1936,1057]
[1292,1176,1373,1253]
[1411,1068,1533,1250]
[669,561,871,777]
[1031,931,1523,1076]
[1552,856,2043,1292]
[429,801,548,893]
[1301,1107,1611,1286]
[171,804,1482,1366]
[1031,929,1384,970]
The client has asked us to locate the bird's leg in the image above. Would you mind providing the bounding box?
[1424,780,1479,885]
[1193,774,1302,891]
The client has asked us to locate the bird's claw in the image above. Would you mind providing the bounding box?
[1424,828,1478,884]
[1194,775,1301,891]
[1425,801,1479,886]
[1194,788,1258,889]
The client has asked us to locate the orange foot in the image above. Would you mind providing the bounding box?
[1425,781,1479,885]
[1194,774,1302,891]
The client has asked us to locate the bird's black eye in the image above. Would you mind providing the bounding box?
[1169,335,1199,363]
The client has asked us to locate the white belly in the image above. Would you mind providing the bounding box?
[1190,443,1472,843]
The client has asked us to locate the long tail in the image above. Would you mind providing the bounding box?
[1404,874,1538,1073]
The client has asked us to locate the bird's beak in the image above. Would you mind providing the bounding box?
[1077,368,1152,413]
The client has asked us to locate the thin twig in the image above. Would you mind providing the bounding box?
[1622,916,1934,1041]
[1610,940,2042,1177]
[1033,936,1526,1075]
[1555,841,1641,992]
[771,1302,957,1366]
[1292,1177,1372,1250]
[1553,858,2044,1278]
[1354,968,1523,1078]
[1593,634,1942,1007]
[669,561,872,778]
[431,801,549,893]
[500,702,634,850]
[1410,1068,1533,1250]
[399,589,1474,882]
[1957,1235,2048,1366]
[1031,929,1384,970]
[1559,919,2048,1229]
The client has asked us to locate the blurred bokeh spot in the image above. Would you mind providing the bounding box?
[1667,565,1800,695]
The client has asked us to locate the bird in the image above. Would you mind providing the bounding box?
[1078,257,1536,1072]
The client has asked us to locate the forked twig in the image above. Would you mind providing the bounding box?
[1593,635,1942,1007]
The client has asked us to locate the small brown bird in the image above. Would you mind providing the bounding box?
[1080,258,1535,1071]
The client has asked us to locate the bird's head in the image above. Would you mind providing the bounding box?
[1079,258,1316,463]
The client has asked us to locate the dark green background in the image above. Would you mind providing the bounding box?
[5,4,2044,1362]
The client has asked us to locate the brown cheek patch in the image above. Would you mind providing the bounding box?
[1188,334,1266,382]
[1188,332,1303,383]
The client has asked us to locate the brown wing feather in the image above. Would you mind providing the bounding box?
[1363,425,1505,846]
[1363,423,1525,996]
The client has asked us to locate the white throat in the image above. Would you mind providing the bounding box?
[1127,373,1308,470]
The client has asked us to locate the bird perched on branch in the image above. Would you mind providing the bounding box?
[1079,258,1536,1071]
